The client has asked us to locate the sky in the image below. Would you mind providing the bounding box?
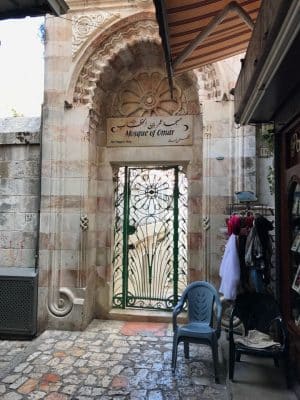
[0,16,44,118]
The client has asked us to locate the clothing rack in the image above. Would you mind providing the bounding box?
[226,203,274,217]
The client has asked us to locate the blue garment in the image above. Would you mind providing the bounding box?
[250,269,265,293]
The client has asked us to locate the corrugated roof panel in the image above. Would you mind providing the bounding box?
[0,0,68,19]
[158,0,261,74]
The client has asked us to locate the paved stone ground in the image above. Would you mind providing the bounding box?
[0,320,228,400]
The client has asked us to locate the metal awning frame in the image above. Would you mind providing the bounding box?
[47,0,68,16]
[154,0,256,94]
[173,1,254,70]
[154,0,174,94]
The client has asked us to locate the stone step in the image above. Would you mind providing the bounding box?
[108,308,187,323]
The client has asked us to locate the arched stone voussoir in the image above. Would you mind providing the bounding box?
[71,15,160,108]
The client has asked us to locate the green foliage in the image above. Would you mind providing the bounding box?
[267,165,275,195]
[38,23,46,44]
[260,123,274,154]
[11,109,24,117]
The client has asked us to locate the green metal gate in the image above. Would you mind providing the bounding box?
[112,166,187,310]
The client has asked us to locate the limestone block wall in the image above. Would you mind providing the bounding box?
[0,117,41,269]
[202,101,256,285]
[39,15,92,331]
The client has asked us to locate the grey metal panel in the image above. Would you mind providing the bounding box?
[0,267,37,278]
[0,268,38,337]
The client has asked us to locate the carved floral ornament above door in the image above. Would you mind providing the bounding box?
[111,72,187,117]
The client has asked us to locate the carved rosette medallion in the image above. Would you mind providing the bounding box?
[72,12,119,57]
[112,72,186,116]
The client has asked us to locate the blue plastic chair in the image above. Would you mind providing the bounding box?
[171,281,222,383]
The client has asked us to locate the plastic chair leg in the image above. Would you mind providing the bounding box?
[284,354,291,389]
[229,343,235,380]
[211,335,219,383]
[184,341,189,359]
[171,336,178,373]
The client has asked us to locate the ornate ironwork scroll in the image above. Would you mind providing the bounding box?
[112,166,187,310]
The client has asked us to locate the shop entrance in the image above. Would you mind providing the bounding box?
[112,166,188,310]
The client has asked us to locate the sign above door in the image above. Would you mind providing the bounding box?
[107,115,193,147]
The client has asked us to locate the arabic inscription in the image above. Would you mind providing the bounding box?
[107,116,193,147]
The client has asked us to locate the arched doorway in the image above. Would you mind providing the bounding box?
[78,40,202,317]
[112,165,188,310]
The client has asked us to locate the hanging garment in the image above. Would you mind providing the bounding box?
[219,234,241,300]
[245,227,264,269]
[227,214,241,235]
[245,211,254,231]
[238,213,253,289]
[245,216,274,292]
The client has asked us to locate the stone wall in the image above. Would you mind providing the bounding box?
[39,0,259,330]
[202,101,256,283]
[0,117,41,269]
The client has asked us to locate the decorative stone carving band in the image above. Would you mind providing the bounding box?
[202,216,210,231]
[48,287,75,317]
[80,214,89,231]
[73,20,160,107]
[196,65,222,101]
[72,12,120,57]
[203,124,212,138]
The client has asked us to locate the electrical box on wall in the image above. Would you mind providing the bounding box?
[0,268,38,337]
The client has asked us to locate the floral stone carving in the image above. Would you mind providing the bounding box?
[113,72,185,116]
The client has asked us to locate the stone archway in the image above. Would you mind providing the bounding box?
[40,9,234,330]
[76,34,204,316]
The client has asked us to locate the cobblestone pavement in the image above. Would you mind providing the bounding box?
[0,320,228,400]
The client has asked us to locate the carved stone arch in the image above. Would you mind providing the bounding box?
[68,12,160,107]
[85,38,203,316]
[83,38,201,142]
[92,46,201,116]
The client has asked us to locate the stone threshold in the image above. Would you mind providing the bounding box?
[108,308,187,323]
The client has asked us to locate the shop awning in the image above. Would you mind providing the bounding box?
[234,0,300,124]
[154,0,261,77]
[0,0,68,20]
